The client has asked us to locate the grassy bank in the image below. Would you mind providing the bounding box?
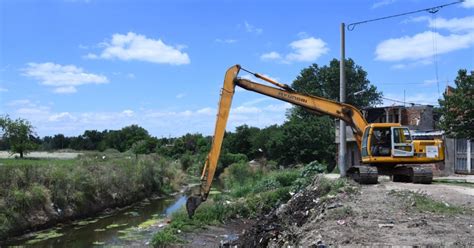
[0,152,185,239]
[152,161,334,246]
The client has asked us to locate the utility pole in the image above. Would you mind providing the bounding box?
[338,22,347,177]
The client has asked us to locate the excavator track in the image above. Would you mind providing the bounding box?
[391,165,433,184]
[411,166,433,184]
[347,165,378,184]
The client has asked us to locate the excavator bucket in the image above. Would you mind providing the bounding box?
[185,196,202,219]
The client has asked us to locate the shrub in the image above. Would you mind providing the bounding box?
[220,153,248,168]
[253,178,281,193]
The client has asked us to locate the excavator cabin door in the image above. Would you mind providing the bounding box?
[390,127,414,157]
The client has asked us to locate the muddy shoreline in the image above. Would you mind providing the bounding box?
[2,191,159,242]
[2,183,196,244]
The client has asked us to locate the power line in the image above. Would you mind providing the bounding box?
[381,97,439,106]
[347,0,464,31]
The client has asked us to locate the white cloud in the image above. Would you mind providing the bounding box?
[84,53,98,59]
[297,32,309,39]
[286,37,329,62]
[462,0,474,8]
[54,86,77,94]
[232,106,261,114]
[391,59,432,70]
[4,97,291,137]
[23,62,108,93]
[215,39,238,44]
[244,21,263,35]
[87,32,190,65]
[127,73,135,79]
[375,31,474,61]
[196,107,214,115]
[49,112,76,122]
[121,109,134,117]
[261,37,329,63]
[260,51,282,61]
[264,103,292,112]
[372,0,396,9]
[403,16,474,33]
[8,99,33,106]
[0,87,8,92]
[401,15,430,24]
[176,93,186,99]
[429,16,474,33]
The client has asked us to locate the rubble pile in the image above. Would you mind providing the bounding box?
[236,176,356,247]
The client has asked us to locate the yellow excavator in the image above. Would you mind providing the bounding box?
[186,64,444,218]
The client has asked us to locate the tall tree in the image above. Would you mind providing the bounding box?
[283,58,381,167]
[291,58,382,115]
[438,69,474,139]
[0,116,37,158]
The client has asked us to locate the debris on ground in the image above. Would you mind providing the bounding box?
[231,175,474,247]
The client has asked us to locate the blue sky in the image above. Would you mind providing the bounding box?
[1,0,473,137]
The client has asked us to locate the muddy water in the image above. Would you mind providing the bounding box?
[5,194,188,247]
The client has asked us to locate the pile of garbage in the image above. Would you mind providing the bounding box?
[234,176,356,247]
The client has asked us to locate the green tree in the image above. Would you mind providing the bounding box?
[52,134,69,150]
[0,116,37,158]
[82,130,104,150]
[121,125,150,150]
[281,58,381,167]
[438,69,474,139]
[224,125,260,158]
[280,115,335,166]
[131,140,150,159]
[291,58,382,116]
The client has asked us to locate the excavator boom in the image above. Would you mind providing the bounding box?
[186,64,444,217]
[186,64,368,217]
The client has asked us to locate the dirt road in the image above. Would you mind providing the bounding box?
[0,151,81,159]
[237,176,474,247]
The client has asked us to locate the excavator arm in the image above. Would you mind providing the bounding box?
[186,64,368,218]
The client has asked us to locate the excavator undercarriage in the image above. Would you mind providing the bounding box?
[347,164,434,184]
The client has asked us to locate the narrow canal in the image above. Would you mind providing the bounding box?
[4,194,188,247]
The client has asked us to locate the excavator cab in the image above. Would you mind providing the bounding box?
[367,126,414,157]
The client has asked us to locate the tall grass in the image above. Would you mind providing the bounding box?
[0,152,184,239]
[152,161,329,247]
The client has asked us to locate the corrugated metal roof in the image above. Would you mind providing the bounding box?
[410,130,444,136]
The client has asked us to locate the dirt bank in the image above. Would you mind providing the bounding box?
[235,176,474,247]
[178,219,254,248]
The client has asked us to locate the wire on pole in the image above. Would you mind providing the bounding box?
[347,0,464,31]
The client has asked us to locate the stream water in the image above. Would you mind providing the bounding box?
[4,194,188,247]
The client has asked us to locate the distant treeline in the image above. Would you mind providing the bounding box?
[1,58,391,168]
[0,119,336,167]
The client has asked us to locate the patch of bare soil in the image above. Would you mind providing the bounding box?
[384,181,474,208]
[176,219,254,248]
[0,151,81,159]
[236,176,474,247]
